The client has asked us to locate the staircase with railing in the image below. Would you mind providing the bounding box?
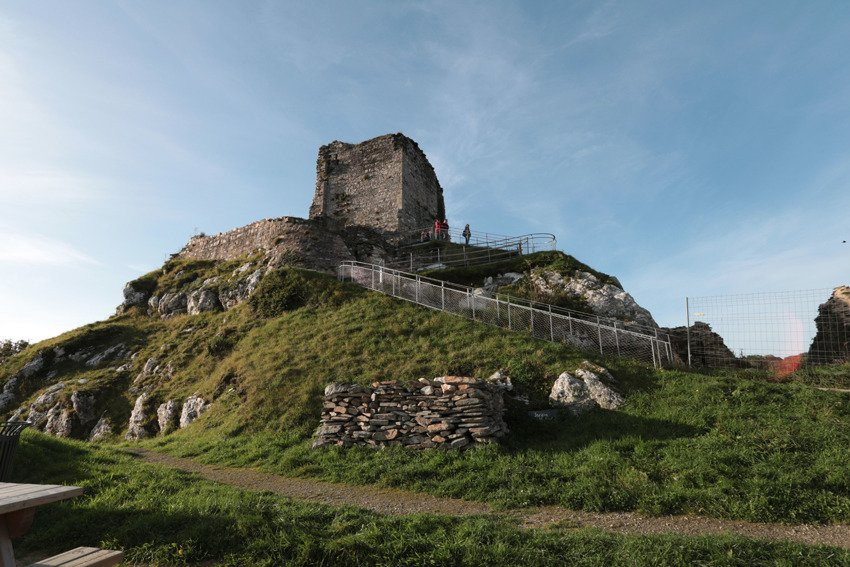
[338,261,674,368]
[389,226,557,271]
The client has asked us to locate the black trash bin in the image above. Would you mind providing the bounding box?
[0,421,30,481]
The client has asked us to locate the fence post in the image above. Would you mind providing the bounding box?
[441,281,445,310]
[530,304,534,334]
[470,290,476,320]
[415,276,420,304]
[597,316,603,355]
[651,338,657,368]
[507,297,512,330]
[549,305,554,341]
[614,321,620,356]
[437,248,441,264]
[567,313,573,335]
[371,269,375,290]
[410,252,414,271]
[685,297,692,368]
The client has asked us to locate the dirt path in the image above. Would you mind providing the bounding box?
[133,449,850,550]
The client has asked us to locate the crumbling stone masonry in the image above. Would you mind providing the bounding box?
[313,377,508,450]
[310,133,446,235]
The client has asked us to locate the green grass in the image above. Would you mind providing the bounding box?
[4,262,850,531]
[13,433,850,566]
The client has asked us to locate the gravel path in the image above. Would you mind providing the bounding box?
[134,449,850,550]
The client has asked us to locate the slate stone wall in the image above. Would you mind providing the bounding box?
[313,377,508,450]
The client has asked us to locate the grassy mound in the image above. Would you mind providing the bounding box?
[3,259,850,529]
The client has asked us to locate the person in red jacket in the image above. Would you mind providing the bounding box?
[433,219,441,240]
[440,219,450,241]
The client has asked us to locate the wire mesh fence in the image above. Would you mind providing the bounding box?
[680,286,850,371]
[339,261,673,368]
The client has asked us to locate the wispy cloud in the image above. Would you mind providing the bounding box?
[0,231,99,266]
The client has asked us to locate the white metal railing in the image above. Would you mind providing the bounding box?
[393,230,557,271]
[338,261,673,368]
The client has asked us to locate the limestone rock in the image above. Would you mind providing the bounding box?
[550,362,624,414]
[187,289,222,315]
[574,362,624,410]
[71,391,97,424]
[486,369,513,391]
[530,270,657,328]
[157,293,188,317]
[88,417,112,442]
[0,352,46,413]
[157,399,179,434]
[219,269,263,309]
[84,343,128,368]
[125,393,150,441]
[120,281,152,312]
[179,395,208,428]
[44,403,74,438]
[147,295,160,314]
[26,382,65,427]
[548,372,597,416]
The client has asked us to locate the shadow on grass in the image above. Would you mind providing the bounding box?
[502,409,704,454]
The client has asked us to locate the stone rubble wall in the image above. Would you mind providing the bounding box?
[313,377,508,450]
[176,216,354,271]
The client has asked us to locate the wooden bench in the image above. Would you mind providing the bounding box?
[27,546,123,567]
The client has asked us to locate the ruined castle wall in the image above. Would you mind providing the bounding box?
[310,135,403,233]
[401,140,445,231]
[177,216,354,271]
[309,133,444,235]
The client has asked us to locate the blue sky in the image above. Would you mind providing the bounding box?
[1,1,849,342]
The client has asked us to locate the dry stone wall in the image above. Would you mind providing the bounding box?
[313,377,508,450]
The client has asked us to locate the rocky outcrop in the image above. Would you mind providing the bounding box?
[0,352,46,413]
[125,393,150,440]
[179,395,208,428]
[44,403,74,438]
[549,361,624,415]
[156,292,188,317]
[88,417,112,442]
[119,281,152,312]
[187,289,222,315]
[530,270,656,327]
[71,391,97,424]
[663,322,737,368]
[313,377,508,450]
[219,268,263,309]
[26,382,64,426]
[157,399,180,434]
[808,286,850,364]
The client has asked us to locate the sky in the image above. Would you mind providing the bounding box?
[1,0,849,343]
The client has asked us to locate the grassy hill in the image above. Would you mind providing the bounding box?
[3,252,850,563]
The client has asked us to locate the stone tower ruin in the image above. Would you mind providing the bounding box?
[309,133,446,235]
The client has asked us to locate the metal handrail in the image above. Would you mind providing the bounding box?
[392,232,557,271]
[338,260,673,368]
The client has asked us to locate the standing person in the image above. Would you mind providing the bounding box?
[462,224,471,245]
[434,219,441,240]
[441,219,450,241]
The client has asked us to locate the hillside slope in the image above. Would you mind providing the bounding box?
[2,251,849,528]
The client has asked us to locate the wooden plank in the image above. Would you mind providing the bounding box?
[28,547,123,567]
[65,549,123,567]
[0,484,83,515]
[27,546,99,566]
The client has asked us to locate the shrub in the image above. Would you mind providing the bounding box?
[250,268,309,317]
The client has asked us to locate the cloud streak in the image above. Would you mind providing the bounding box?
[0,231,99,266]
